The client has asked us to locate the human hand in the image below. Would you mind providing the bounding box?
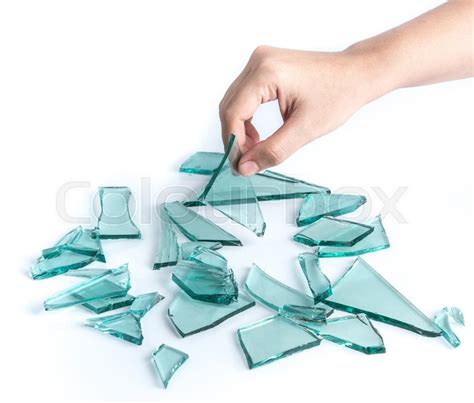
[219,46,384,176]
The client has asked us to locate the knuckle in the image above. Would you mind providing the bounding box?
[264,144,287,165]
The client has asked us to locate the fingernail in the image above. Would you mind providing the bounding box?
[239,160,259,176]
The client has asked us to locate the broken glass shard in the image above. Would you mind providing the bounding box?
[237,315,321,369]
[180,151,224,175]
[245,263,333,316]
[168,291,255,337]
[325,258,441,336]
[164,201,241,246]
[179,241,223,260]
[293,216,374,247]
[43,264,130,310]
[154,204,180,269]
[42,226,106,262]
[86,312,143,345]
[85,292,163,345]
[31,248,96,280]
[297,193,367,227]
[65,268,110,278]
[152,344,189,388]
[97,187,141,239]
[172,260,238,304]
[81,294,136,314]
[188,246,227,269]
[297,313,385,354]
[129,292,164,318]
[433,307,464,348]
[180,151,329,202]
[196,135,266,236]
[279,304,328,322]
[298,252,332,302]
[318,215,390,257]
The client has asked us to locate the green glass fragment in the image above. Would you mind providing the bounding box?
[237,315,321,369]
[245,263,333,316]
[81,294,136,314]
[188,246,227,269]
[298,252,332,302]
[179,241,223,259]
[297,193,367,227]
[154,204,180,269]
[129,292,164,318]
[172,260,238,304]
[85,292,163,345]
[168,291,255,337]
[97,187,141,239]
[318,215,390,257]
[65,268,110,278]
[279,304,328,322]
[293,216,374,247]
[297,313,386,354]
[324,258,442,336]
[180,151,330,201]
[433,307,464,348]
[164,201,241,246]
[196,135,266,237]
[42,226,106,262]
[43,264,130,310]
[152,344,189,388]
[31,248,96,280]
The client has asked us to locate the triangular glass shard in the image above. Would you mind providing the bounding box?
[85,292,163,345]
[237,315,321,369]
[152,344,189,389]
[31,248,96,280]
[293,216,374,247]
[42,226,106,262]
[297,313,386,354]
[180,241,222,260]
[196,135,266,237]
[168,291,255,337]
[297,193,367,227]
[81,294,136,314]
[97,187,141,239]
[164,201,241,246]
[245,263,333,316]
[180,241,222,258]
[129,292,164,318]
[318,215,390,257]
[172,260,238,304]
[188,246,227,269]
[154,204,180,269]
[324,258,442,336]
[180,151,329,203]
[86,312,143,345]
[433,307,464,348]
[298,252,332,302]
[279,304,328,323]
[43,264,130,310]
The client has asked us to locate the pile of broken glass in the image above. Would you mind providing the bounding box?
[30,135,464,387]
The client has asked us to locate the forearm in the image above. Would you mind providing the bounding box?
[345,0,474,102]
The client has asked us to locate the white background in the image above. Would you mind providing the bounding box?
[0,1,473,402]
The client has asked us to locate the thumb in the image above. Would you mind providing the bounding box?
[237,118,308,176]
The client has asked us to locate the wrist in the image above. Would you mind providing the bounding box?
[342,40,400,104]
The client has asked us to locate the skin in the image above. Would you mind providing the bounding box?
[219,0,474,176]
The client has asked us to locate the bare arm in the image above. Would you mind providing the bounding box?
[220,0,474,175]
